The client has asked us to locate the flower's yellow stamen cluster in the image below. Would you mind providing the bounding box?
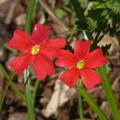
[77,60,85,69]
[31,45,40,55]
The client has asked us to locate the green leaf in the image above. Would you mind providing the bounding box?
[87,17,98,31]
[76,20,88,30]
[101,44,111,56]
[103,62,111,74]
[99,66,120,120]
[76,86,108,120]
[55,8,67,19]
[64,0,70,5]
[101,10,110,20]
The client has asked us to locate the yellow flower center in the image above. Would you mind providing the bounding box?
[31,45,40,55]
[77,60,85,69]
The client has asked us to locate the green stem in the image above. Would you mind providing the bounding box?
[24,0,37,34]
[77,87,84,120]
[32,79,40,104]
[98,66,120,120]
[76,86,108,120]
[70,0,93,41]
[23,0,37,119]
[0,71,16,110]
[24,70,35,120]
[0,63,26,103]
[49,29,91,40]
[70,1,119,119]
[3,43,18,55]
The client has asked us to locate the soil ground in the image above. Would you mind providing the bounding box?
[0,0,120,120]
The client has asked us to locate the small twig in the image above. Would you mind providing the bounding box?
[112,75,120,90]
[5,0,20,24]
[38,0,69,32]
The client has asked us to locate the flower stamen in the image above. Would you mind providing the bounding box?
[31,45,40,55]
[77,60,85,69]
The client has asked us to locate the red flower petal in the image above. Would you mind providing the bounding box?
[33,54,55,80]
[80,68,102,89]
[9,53,33,75]
[85,48,108,68]
[32,23,51,45]
[55,49,77,68]
[8,29,34,52]
[74,41,91,60]
[60,67,79,88]
[40,38,66,58]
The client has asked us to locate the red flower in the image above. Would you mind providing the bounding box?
[55,41,108,89]
[8,23,66,80]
